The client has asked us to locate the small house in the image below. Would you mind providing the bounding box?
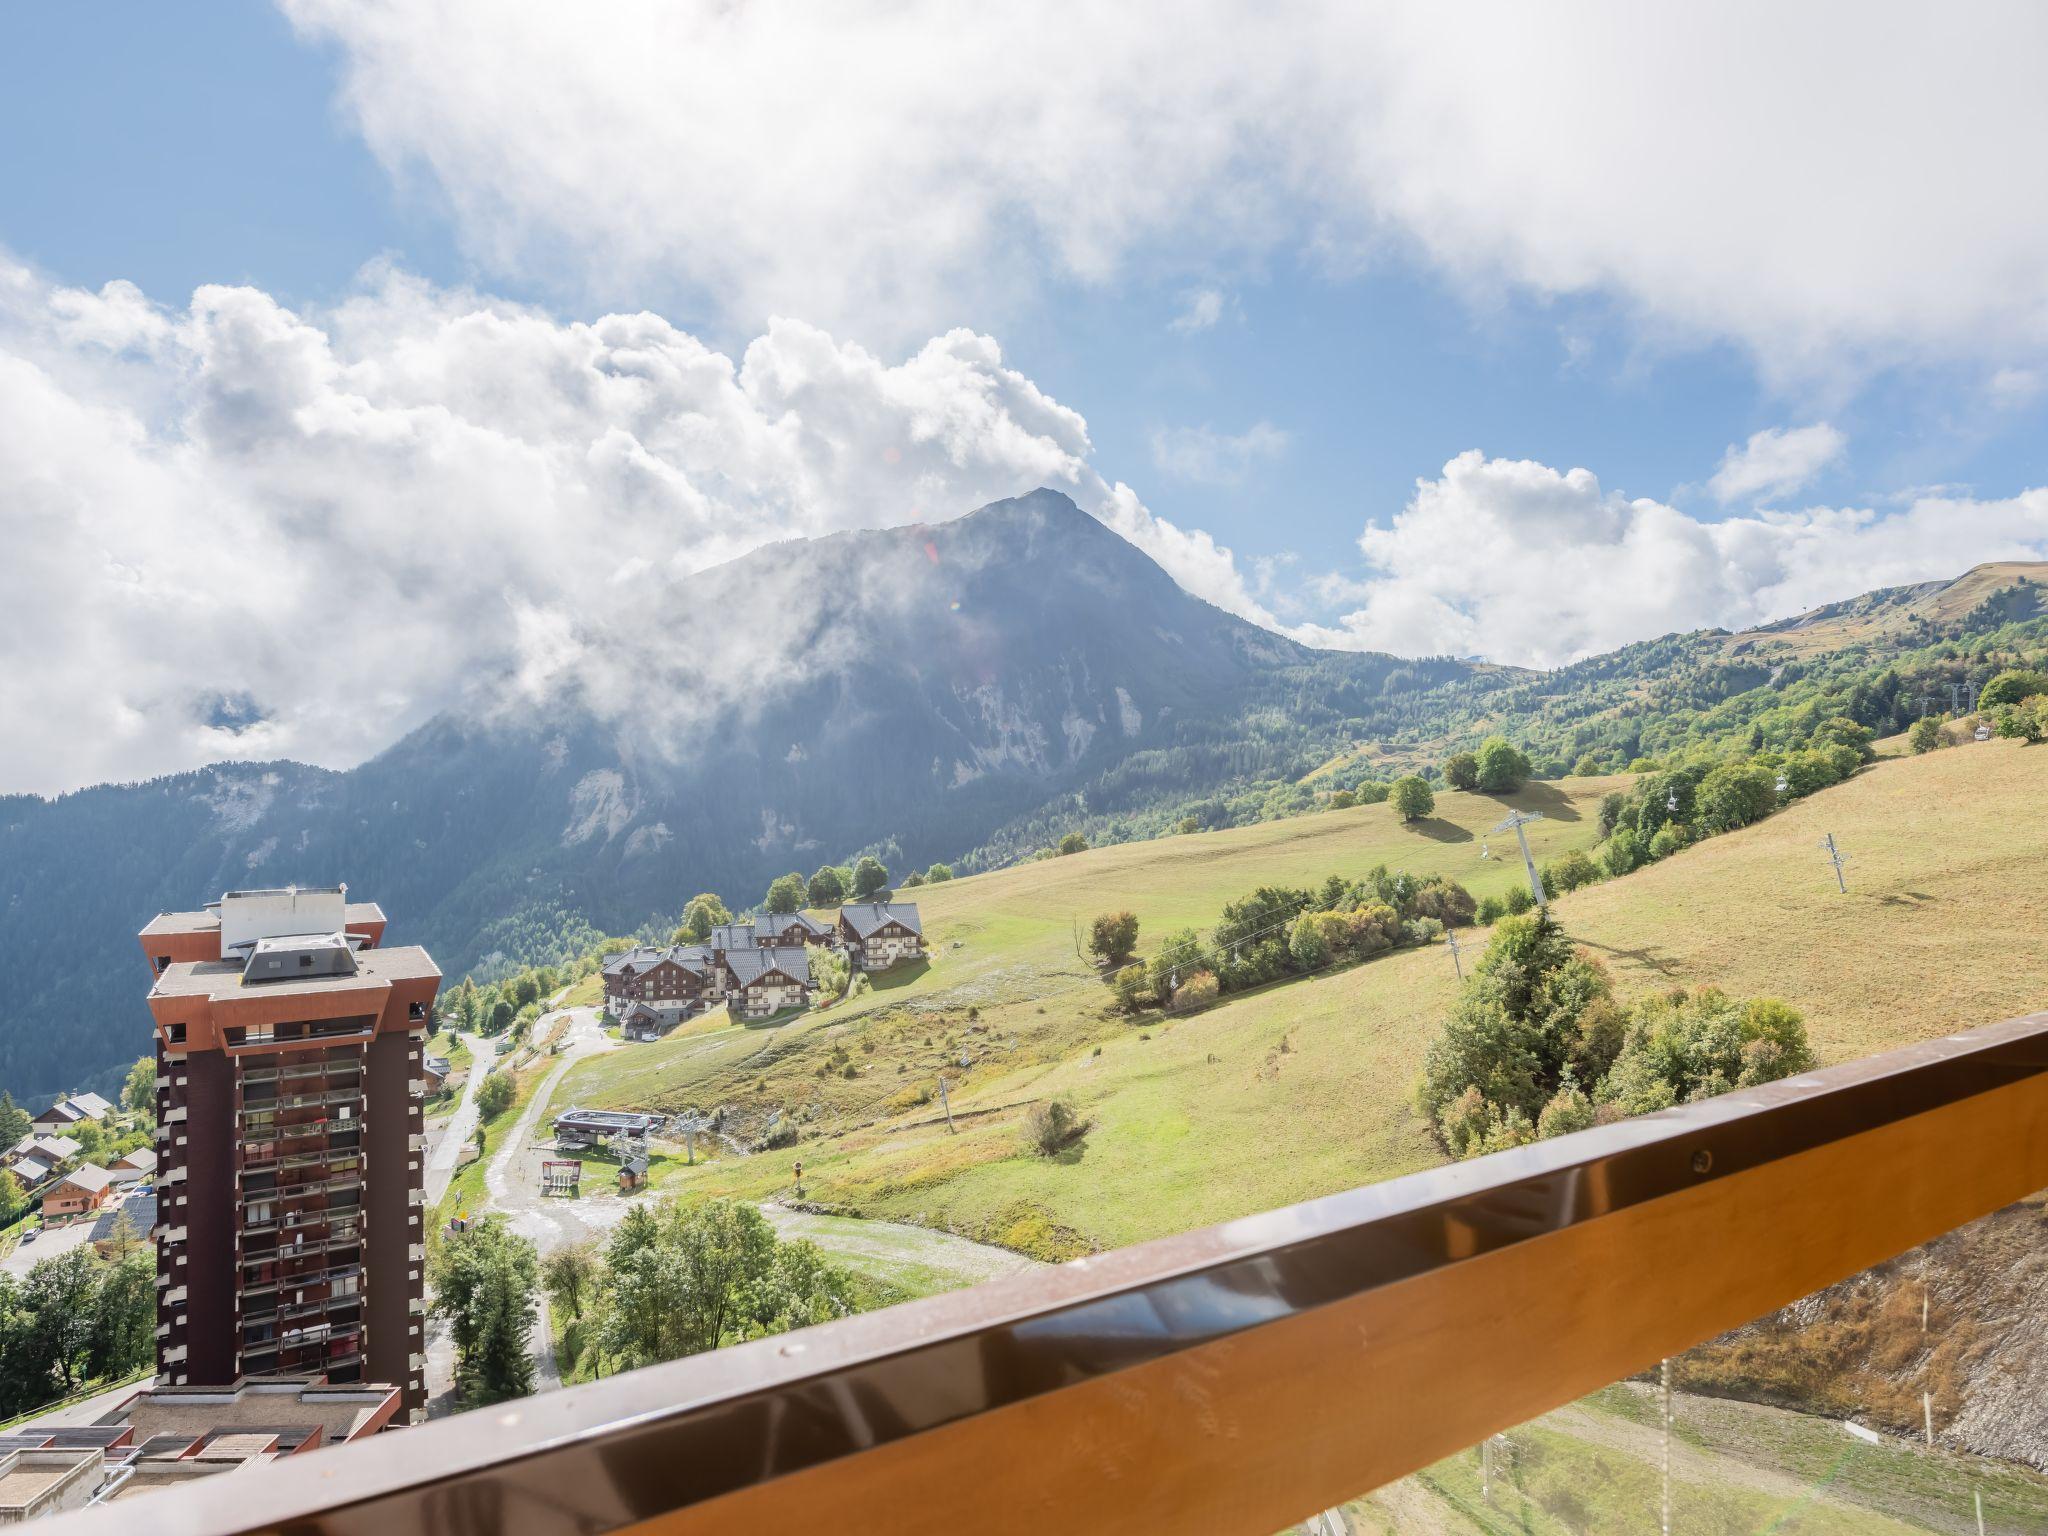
[618,1154,649,1192]
[836,902,926,970]
[43,1163,114,1218]
[109,1147,157,1185]
[32,1094,112,1135]
[620,1002,666,1042]
[5,1134,79,1172]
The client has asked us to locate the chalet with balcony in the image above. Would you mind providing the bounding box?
[32,1092,114,1135]
[836,902,925,970]
[44,1163,115,1218]
[723,947,811,1020]
[602,945,718,1027]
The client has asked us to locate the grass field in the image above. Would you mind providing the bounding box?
[560,740,2047,1258]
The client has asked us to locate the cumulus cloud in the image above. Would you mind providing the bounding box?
[1293,451,2048,666]
[1708,423,1846,504]
[1148,421,1289,486]
[282,1,2048,378]
[0,259,1264,794]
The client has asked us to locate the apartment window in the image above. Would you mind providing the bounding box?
[167,1023,186,1043]
[408,1001,426,1021]
[155,955,172,972]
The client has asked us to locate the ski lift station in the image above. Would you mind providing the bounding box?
[553,1107,665,1149]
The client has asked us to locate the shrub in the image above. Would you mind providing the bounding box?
[1346,901,1402,955]
[1172,970,1220,1010]
[1475,894,1506,924]
[1541,848,1602,895]
[1602,827,1645,878]
[1598,792,1628,836]
[477,1071,514,1119]
[1088,910,1140,965]
[1996,698,2048,743]
[1402,916,1444,946]
[1022,1097,1087,1156]
[1406,877,1476,928]
[1647,822,1689,861]
[1600,989,1814,1114]
[1501,884,1535,916]
[1908,716,1943,753]
[1057,832,1089,855]
[1353,780,1391,804]
[1979,668,2048,709]
[925,862,954,883]
[1537,1073,1597,1138]
[1694,762,1777,834]
[1287,911,1332,970]
[1390,775,1435,821]
[1110,965,1151,1014]
[1328,789,1357,810]
[1572,753,1607,776]
[1443,752,1479,791]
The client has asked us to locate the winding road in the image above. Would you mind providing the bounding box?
[422,1031,491,1207]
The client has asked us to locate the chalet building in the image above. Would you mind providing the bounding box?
[109,1146,158,1186]
[44,1163,115,1218]
[620,1002,666,1042]
[32,1092,114,1135]
[601,945,718,1027]
[723,947,811,1020]
[5,1133,80,1173]
[836,903,926,970]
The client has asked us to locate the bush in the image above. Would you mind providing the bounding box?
[1475,894,1506,924]
[1908,716,1943,753]
[1602,827,1645,878]
[1600,989,1814,1114]
[1443,752,1479,791]
[1390,775,1435,821]
[1287,911,1332,970]
[1022,1097,1087,1156]
[477,1072,514,1119]
[1541,848,1602,895]
[1058,832,1089,855]
[1501,884,1535,916]
[1572,753,1607,776]
[1110,964,1152,1014]
[1979,668,2048,709]
[1537,1074,1597,1138]
[925,862,954,883]
[1406,877,1476,928]
[1647,822,1689,861]
[1327,789,1357,810]
[1694,762,1777,834]
[1171,970,1220,1011]
[1088,910,1140,964]
[1996,697,2048,743]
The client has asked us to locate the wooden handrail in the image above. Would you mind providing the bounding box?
[48,1012,2048,1536]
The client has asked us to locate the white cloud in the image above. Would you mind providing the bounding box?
[1169,288,1226,335]
[1708,423,1846,505]
[282,1,2048,379]
[1148,420,1289,485]
[0,259,1268,794]
[1989,367,2042,408]
[1293,450,2048,666]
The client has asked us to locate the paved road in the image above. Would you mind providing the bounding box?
[2,1186,149,1277]
[423,1031,493,1206]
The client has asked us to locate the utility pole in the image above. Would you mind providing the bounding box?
[1819,832,1849,893]
[937,1075,956,1133]
[1446,928,1468,981]
[1490,810,1548,909]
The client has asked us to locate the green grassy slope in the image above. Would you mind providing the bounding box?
[562,740,2047,1257]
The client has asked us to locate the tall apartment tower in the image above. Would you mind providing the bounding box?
[138,886,440,1423]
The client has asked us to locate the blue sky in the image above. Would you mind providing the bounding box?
[3,3,2047,791]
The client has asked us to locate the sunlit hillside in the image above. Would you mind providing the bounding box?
[564,739,2047,1258]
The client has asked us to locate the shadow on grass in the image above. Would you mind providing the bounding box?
[1575,938,1683,976]
[741,1005,810,1031]
[1406,816,1474,843]
[1510,780,1584,821]
[1049,1139,1089,1166]
[863,958,932,992]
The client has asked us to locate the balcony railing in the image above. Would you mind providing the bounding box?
[46,1010,2048,1536]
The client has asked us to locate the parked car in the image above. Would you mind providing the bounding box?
[19,1226,37,1243]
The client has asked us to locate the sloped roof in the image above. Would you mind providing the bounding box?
[838,902,923,940]
[67,1093,115,1119]
[601,945,667,977]
[114,1146,157,1172]
[56,1163,114,1195]
[12,1157,51,1184]
[725,945,810,988]
[33,1103,83,1126]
